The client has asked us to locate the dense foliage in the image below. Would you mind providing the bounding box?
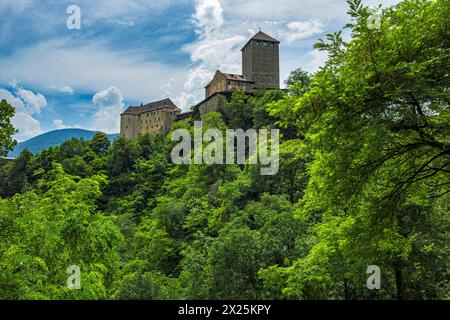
[0,99,17,157]
[0,0,448,300]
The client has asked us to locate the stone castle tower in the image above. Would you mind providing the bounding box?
[120,31,280,138]
[242,31,280,91]
[199,31,280,116]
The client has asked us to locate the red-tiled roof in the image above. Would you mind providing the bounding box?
[122,98,180,115]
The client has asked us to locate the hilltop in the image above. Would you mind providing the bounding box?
[9,129,118,157]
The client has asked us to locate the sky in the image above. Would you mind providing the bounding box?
[0,0,400,141]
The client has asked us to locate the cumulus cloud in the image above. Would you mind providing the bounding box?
[193,0,224,35]
[0,39,187,105]
[17,88,47,114]
[12,112,42,141]
[0,88,25,111]
[0,87,44,141]
[175,0,329,108]
[91,86,124,133]
[174,0,245,108]
[162,78,176,97]
[0,0,403,123]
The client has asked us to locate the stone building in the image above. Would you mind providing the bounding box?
[205,71,254,99]
[197,30,280,116]
[120,98,181,139]
[242,31,280,91]
[120,31,280,138]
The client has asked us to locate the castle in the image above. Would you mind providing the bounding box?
[120,31,280,139]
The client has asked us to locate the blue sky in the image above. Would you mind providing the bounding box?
[0,0,400,141]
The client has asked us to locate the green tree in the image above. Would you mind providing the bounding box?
[0,164,123,299]
[0,149,33,198]
[0,100,17,156]
[224,91,254,129]
[90,132,111,156]
[284,68,311,96]
[265,0,450,300]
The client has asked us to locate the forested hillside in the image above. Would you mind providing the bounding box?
[0,0,448,300]
[8,129,119,157]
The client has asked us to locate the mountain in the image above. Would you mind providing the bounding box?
[9,129,119,157]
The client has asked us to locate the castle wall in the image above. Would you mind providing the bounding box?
[120,114,140,139]
[162,109,179,133]
[227,80,252,94]
[206,72,253,98]
[199,93,228,117]
[206,73,227,98]
[138,109,179,135]
[120,108,179,139]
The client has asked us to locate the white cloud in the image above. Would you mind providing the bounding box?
[93,86,124,108]
[193,0,224,35]
[49,85,75,95]
[0,88,25,111]
[306,49,329,72]
[8,79,18,89]
[174,0,245,108]
[285,20,324,43]
[17,88,47,114]
[0,88,43,141]
[162,78,176,97]
[0,39,188,106]
[59,86,74,95]
[175,0,330,108]
[53,119,81,130]
[220,0,400,23]
[0,0,403,115]
[53,119,68,129]
[91,86,124,133]
[81,0,190,25]
[12,112,42,141]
